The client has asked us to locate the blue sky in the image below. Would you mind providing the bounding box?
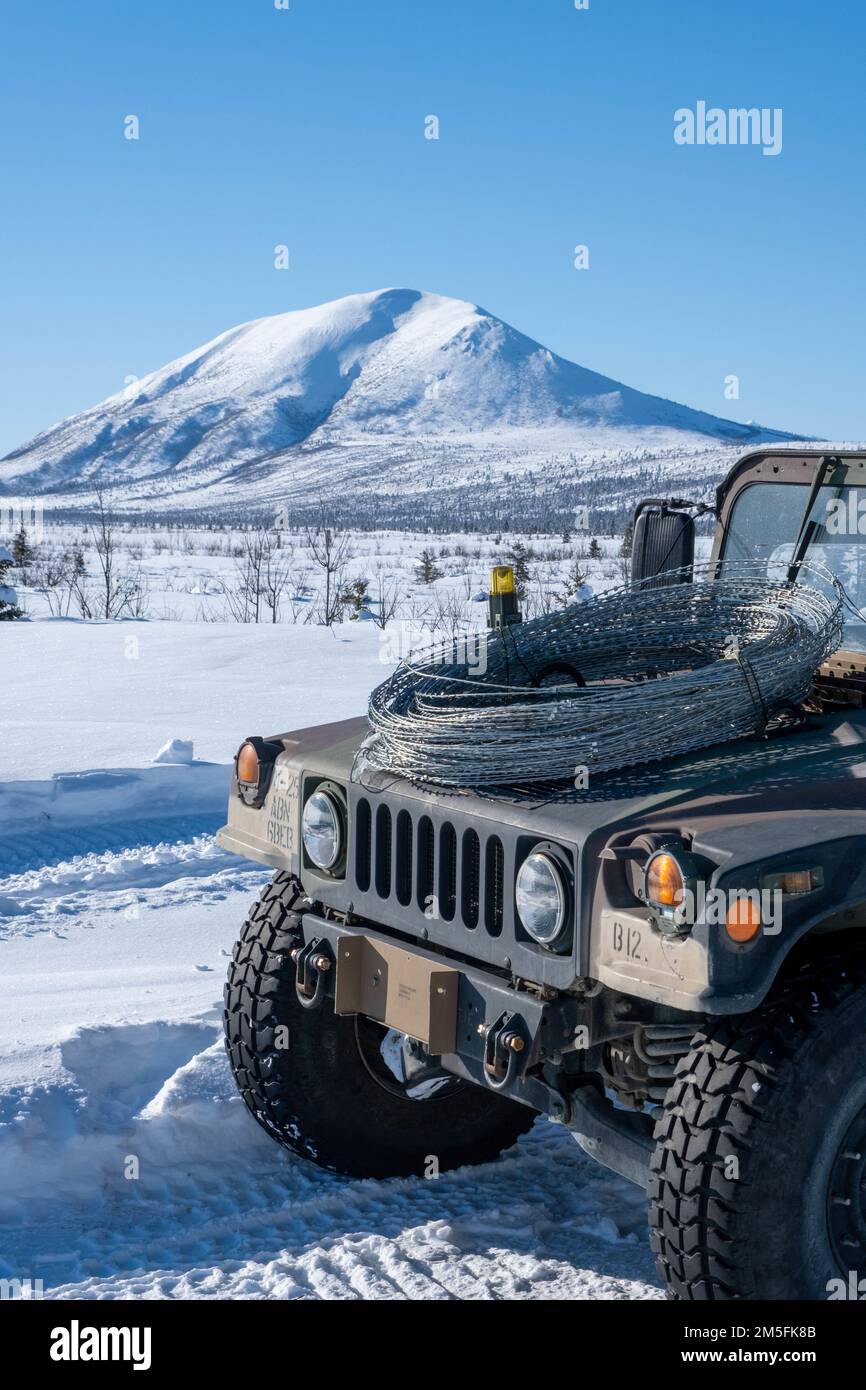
[1,0,863,454]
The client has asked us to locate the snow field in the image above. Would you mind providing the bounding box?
[0,576,665,1299]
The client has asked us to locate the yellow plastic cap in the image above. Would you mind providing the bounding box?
[491,565,515,595]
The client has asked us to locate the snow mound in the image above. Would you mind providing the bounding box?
[0,762,229,853]
[153,738,194,765]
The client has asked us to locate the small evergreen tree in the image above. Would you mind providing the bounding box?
[505,540,533,600]
[416,548,443,584]
[559,558,587,604]
[588,537,602,560]
[619,521,634,558]
[339,575,370,618]
[12,524,36,569]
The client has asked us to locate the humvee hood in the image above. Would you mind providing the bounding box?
[268,708,866,856]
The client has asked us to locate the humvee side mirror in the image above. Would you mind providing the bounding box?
[630,500,696,588]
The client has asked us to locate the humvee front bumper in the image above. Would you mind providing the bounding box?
[293,906,655,1189]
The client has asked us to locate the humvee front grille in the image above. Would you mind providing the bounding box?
[439,822,457,921]
[374,804,391,898]
[462,829,480,929]
[354,798,508,939]
[485,836,504,937]
[355,798,372,893]
[395,810,413,906]
[417,815,434,912]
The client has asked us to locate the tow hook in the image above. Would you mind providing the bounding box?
[479,1011,528,1090]
[291,939,332,1010]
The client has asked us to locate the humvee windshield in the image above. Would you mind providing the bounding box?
[721,479,866,652]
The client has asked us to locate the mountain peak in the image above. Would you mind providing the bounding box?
[0,289,801,512]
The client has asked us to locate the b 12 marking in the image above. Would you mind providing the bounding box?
[610,919,645,963]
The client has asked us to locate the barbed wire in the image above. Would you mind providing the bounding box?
[360,562,844,790]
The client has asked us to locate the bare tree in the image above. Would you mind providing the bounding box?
[260,537,295,623]
[525,576,559,617]
[285,563,315,623]
[425,588,470,642]
[305,520,354,626]
[461,564,484,602]
[77,491,148,619]
[221,530,268,622]
[89,491,121,618]
[31,544,84,617]
[220,529,321,624]
[369,568,401,630]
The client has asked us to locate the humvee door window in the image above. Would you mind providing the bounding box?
[724,480,866,651]
[722,482,807,568]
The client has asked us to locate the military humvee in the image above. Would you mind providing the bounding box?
[218,448,866,1301]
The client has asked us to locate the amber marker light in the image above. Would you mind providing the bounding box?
[236,742,260,785]
[726,897,762,943]
[645,851,685,910]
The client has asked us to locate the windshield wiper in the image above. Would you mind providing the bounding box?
[786,454,842,584]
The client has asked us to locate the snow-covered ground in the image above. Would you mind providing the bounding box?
[14,520,632,626]
[1,606,663,1300]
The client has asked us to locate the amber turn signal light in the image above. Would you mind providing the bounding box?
[726,897,762,943]
[760,867,823,896]
[236,742,260,785]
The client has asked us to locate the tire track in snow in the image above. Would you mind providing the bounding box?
[0,788,662,1299]
[0,827,268,937]
[1,1025,662,1301]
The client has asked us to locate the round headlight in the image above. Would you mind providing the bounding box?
[516,852,567,944]
[302,790,342,870]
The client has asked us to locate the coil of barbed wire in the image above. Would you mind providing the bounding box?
[361,562,844,790]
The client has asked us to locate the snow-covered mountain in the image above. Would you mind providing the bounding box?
[0,288,802,520]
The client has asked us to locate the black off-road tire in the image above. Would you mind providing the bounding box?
[649,944,866,1300]
[224,871,536,1179]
